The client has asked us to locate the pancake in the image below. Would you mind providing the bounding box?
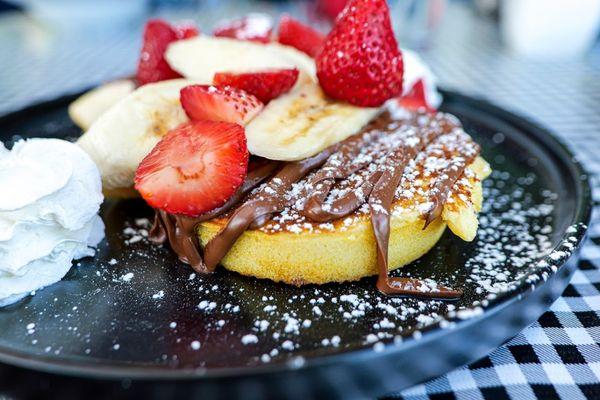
[150,109,491,294]
[198,158,488,285]
[200,206,448,285]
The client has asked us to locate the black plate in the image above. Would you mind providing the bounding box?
[0,90,592,399]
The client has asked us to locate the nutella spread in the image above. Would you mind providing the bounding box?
[149,110,480,299]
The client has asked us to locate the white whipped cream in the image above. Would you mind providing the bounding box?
[0,139,104,306]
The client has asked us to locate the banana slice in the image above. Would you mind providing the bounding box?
[165,36,316,84]
[443,194,478,241]
[77,79,194,192]
[469,156,492,181]
[442,156,490,241]
[69,80,135,131]
[245,82,380,161]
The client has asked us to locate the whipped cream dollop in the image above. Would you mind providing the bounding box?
[0,139,104,306]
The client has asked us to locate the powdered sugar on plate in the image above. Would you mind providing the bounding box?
[6,162,587,369]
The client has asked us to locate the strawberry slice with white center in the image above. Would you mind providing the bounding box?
[213,68,299,104]
[134,121,248,217]
[180,85,264,125]
[277,15,325,58]
[213,14,273,43]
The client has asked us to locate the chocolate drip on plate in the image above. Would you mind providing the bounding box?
[149,161,279,272]
[368,141,462,298]
[151,211,205,271]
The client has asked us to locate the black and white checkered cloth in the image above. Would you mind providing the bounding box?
[389,4,600,399]
[393,219,600,399]
[0,2,599,399]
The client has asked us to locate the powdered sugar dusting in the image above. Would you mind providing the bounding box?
[245,112,480,235]
[7,124,587,371]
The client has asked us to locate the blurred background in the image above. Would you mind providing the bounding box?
[0,0,599,109]
[1,0,598,179]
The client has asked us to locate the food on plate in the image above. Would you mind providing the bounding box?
[151,107,490,297]
[244,82,379,161]
[0,139,104,306]
[72,0,490,299]
[202,114,489,287]
[165,36,316,84]
[134,120,249,217]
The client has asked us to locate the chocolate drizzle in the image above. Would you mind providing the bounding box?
[150,161,279,272]
[203,146,335,270]
[149,110,481,299]
[150,211,204,270]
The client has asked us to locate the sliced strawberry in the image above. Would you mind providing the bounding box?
[213,14,273,43]
[398,79,436,113]
[135,121,248,217]
[316,0,404,107]
[180,85,264,125]
[277,15,325,58]
[176,23,200,39]
[316,0,349,21]
[136,19,183,85]
[213,68,299,104]
[136,19,200,86]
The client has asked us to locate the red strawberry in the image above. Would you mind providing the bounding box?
[213,68,299,104]
[136,19,183,85]
[180,85,264,125]
[277,15,325,58]
[398,79,436,113]
[136,20,200,86]
[134,121,248,217]
[213,14,273,43]
[316,0,349,21]
[316,0,404,107]
[176,23,200,39]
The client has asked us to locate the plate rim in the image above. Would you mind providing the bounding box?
[0,88,593,381]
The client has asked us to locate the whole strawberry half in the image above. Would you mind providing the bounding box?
[277,15,325,58]
[213,68,299,104]
[316,0,404,107]
[136,19,200,86]
[134,121,248,217]
[180,85,264,125]
[213,14,273,43]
